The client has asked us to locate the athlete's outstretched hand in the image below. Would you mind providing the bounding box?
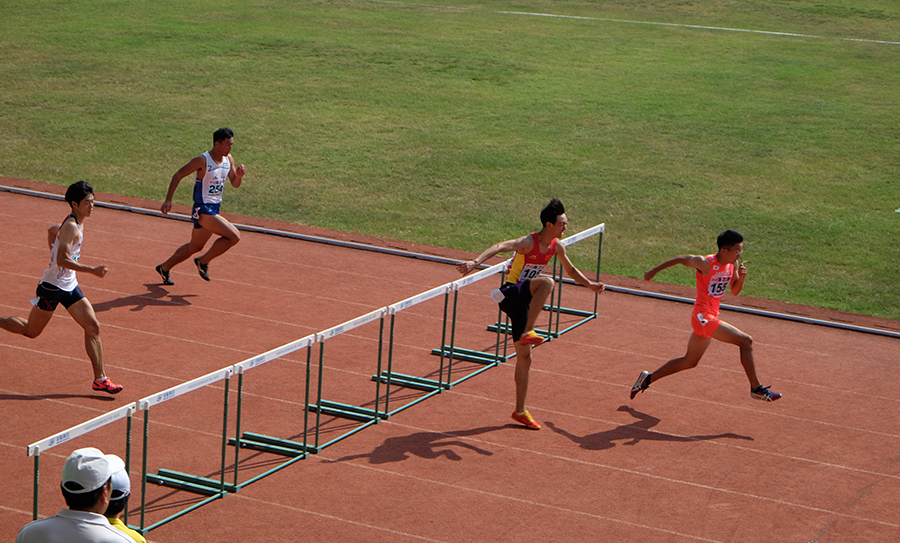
[457,260,477,276]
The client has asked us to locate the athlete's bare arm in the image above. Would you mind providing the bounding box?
[47,225,60,249]
[644,254,710,281]
[227,154,246,188]
[161,155,206,215]
[56,219,107,278]
[555,243,605,293]
[457,234,535,276]
[730,260,748,295]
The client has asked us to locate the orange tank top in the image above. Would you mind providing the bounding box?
[694,253,732,315]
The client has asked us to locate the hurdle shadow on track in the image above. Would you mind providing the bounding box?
[0,393,117,402]
[92,284,196,313]
[328,425,505,464]
[545,406,754,451]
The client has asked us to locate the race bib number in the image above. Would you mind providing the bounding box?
[207,183,224,195]
[708,275,730,297]
[520,263,545,281]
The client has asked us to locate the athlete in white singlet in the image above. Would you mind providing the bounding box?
[457,199,606,430]
[0,181,123,394]
[193,151,230,206]
[629,229,781,402]
[155,127,246,284]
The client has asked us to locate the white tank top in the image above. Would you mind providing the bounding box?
[40,218,82,291]
[192,151,230,205]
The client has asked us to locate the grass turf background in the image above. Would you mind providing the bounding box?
[1,0,898,319]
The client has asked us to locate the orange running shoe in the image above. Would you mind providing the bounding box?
[92,377,123,395]
[511,410,541,430]
[518,330,545,346]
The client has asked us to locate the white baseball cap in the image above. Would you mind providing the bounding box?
[109,468,131,500]
[61,447,125,494]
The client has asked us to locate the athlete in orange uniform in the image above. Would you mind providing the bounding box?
[629,230,781,402]
[458,199,606,429]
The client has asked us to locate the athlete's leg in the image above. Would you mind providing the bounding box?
[66,298,106,380]
[0,305,54,338]
[649,333,712,383]
[524,276,554,332]
[711,321,760,389]
[513,341,533,413]
[159,226,214,272]
[195,214,241,264]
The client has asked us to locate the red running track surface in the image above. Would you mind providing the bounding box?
[1,179,898,543]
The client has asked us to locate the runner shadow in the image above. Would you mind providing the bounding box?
[545,405,753,451]
[92,284,196,313]
[328,426,505,464]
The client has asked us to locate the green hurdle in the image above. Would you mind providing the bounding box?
[137,367,233,533]
[226,334,316,487]
[26,403,137,522]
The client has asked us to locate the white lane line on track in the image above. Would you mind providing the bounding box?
[499,10,900,46]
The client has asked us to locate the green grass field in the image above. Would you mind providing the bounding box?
[1,0,898,319]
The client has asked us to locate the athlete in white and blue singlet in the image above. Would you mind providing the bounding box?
[155,127,246,284]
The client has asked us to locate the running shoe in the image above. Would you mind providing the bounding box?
[630,371,651,399]
[518,330,545,346]
[750,384,782,402]
[194,258,210,281]
[511,410,541,430]
[155,264,174,286]
[92,377,123,395]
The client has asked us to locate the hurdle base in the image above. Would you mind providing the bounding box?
[307,400,386,421]
[430,346,511,364]
[488,323,556,339]
[372,371,449,392]
[229,431,317,455]
[147,469,234,495]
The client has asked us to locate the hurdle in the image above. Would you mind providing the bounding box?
[301,308,388,452]
[26,403,137,522]
[226,334,316,488]
[136,367,233,533]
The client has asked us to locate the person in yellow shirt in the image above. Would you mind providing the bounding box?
[105,467,147,543]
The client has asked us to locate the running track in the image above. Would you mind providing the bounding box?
[1,179,898,542]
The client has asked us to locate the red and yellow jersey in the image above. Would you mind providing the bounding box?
[505,233,557,284]
[694,253,732,315]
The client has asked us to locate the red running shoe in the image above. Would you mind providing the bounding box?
[92,377,123,395]
[518,330,545,346]
[511,410,541,430]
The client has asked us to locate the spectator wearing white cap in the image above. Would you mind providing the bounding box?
[16,447,133,543]
[104,467,147,543]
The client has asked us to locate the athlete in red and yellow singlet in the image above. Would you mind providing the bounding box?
[505,233,558,285]
[456,199,607,429]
